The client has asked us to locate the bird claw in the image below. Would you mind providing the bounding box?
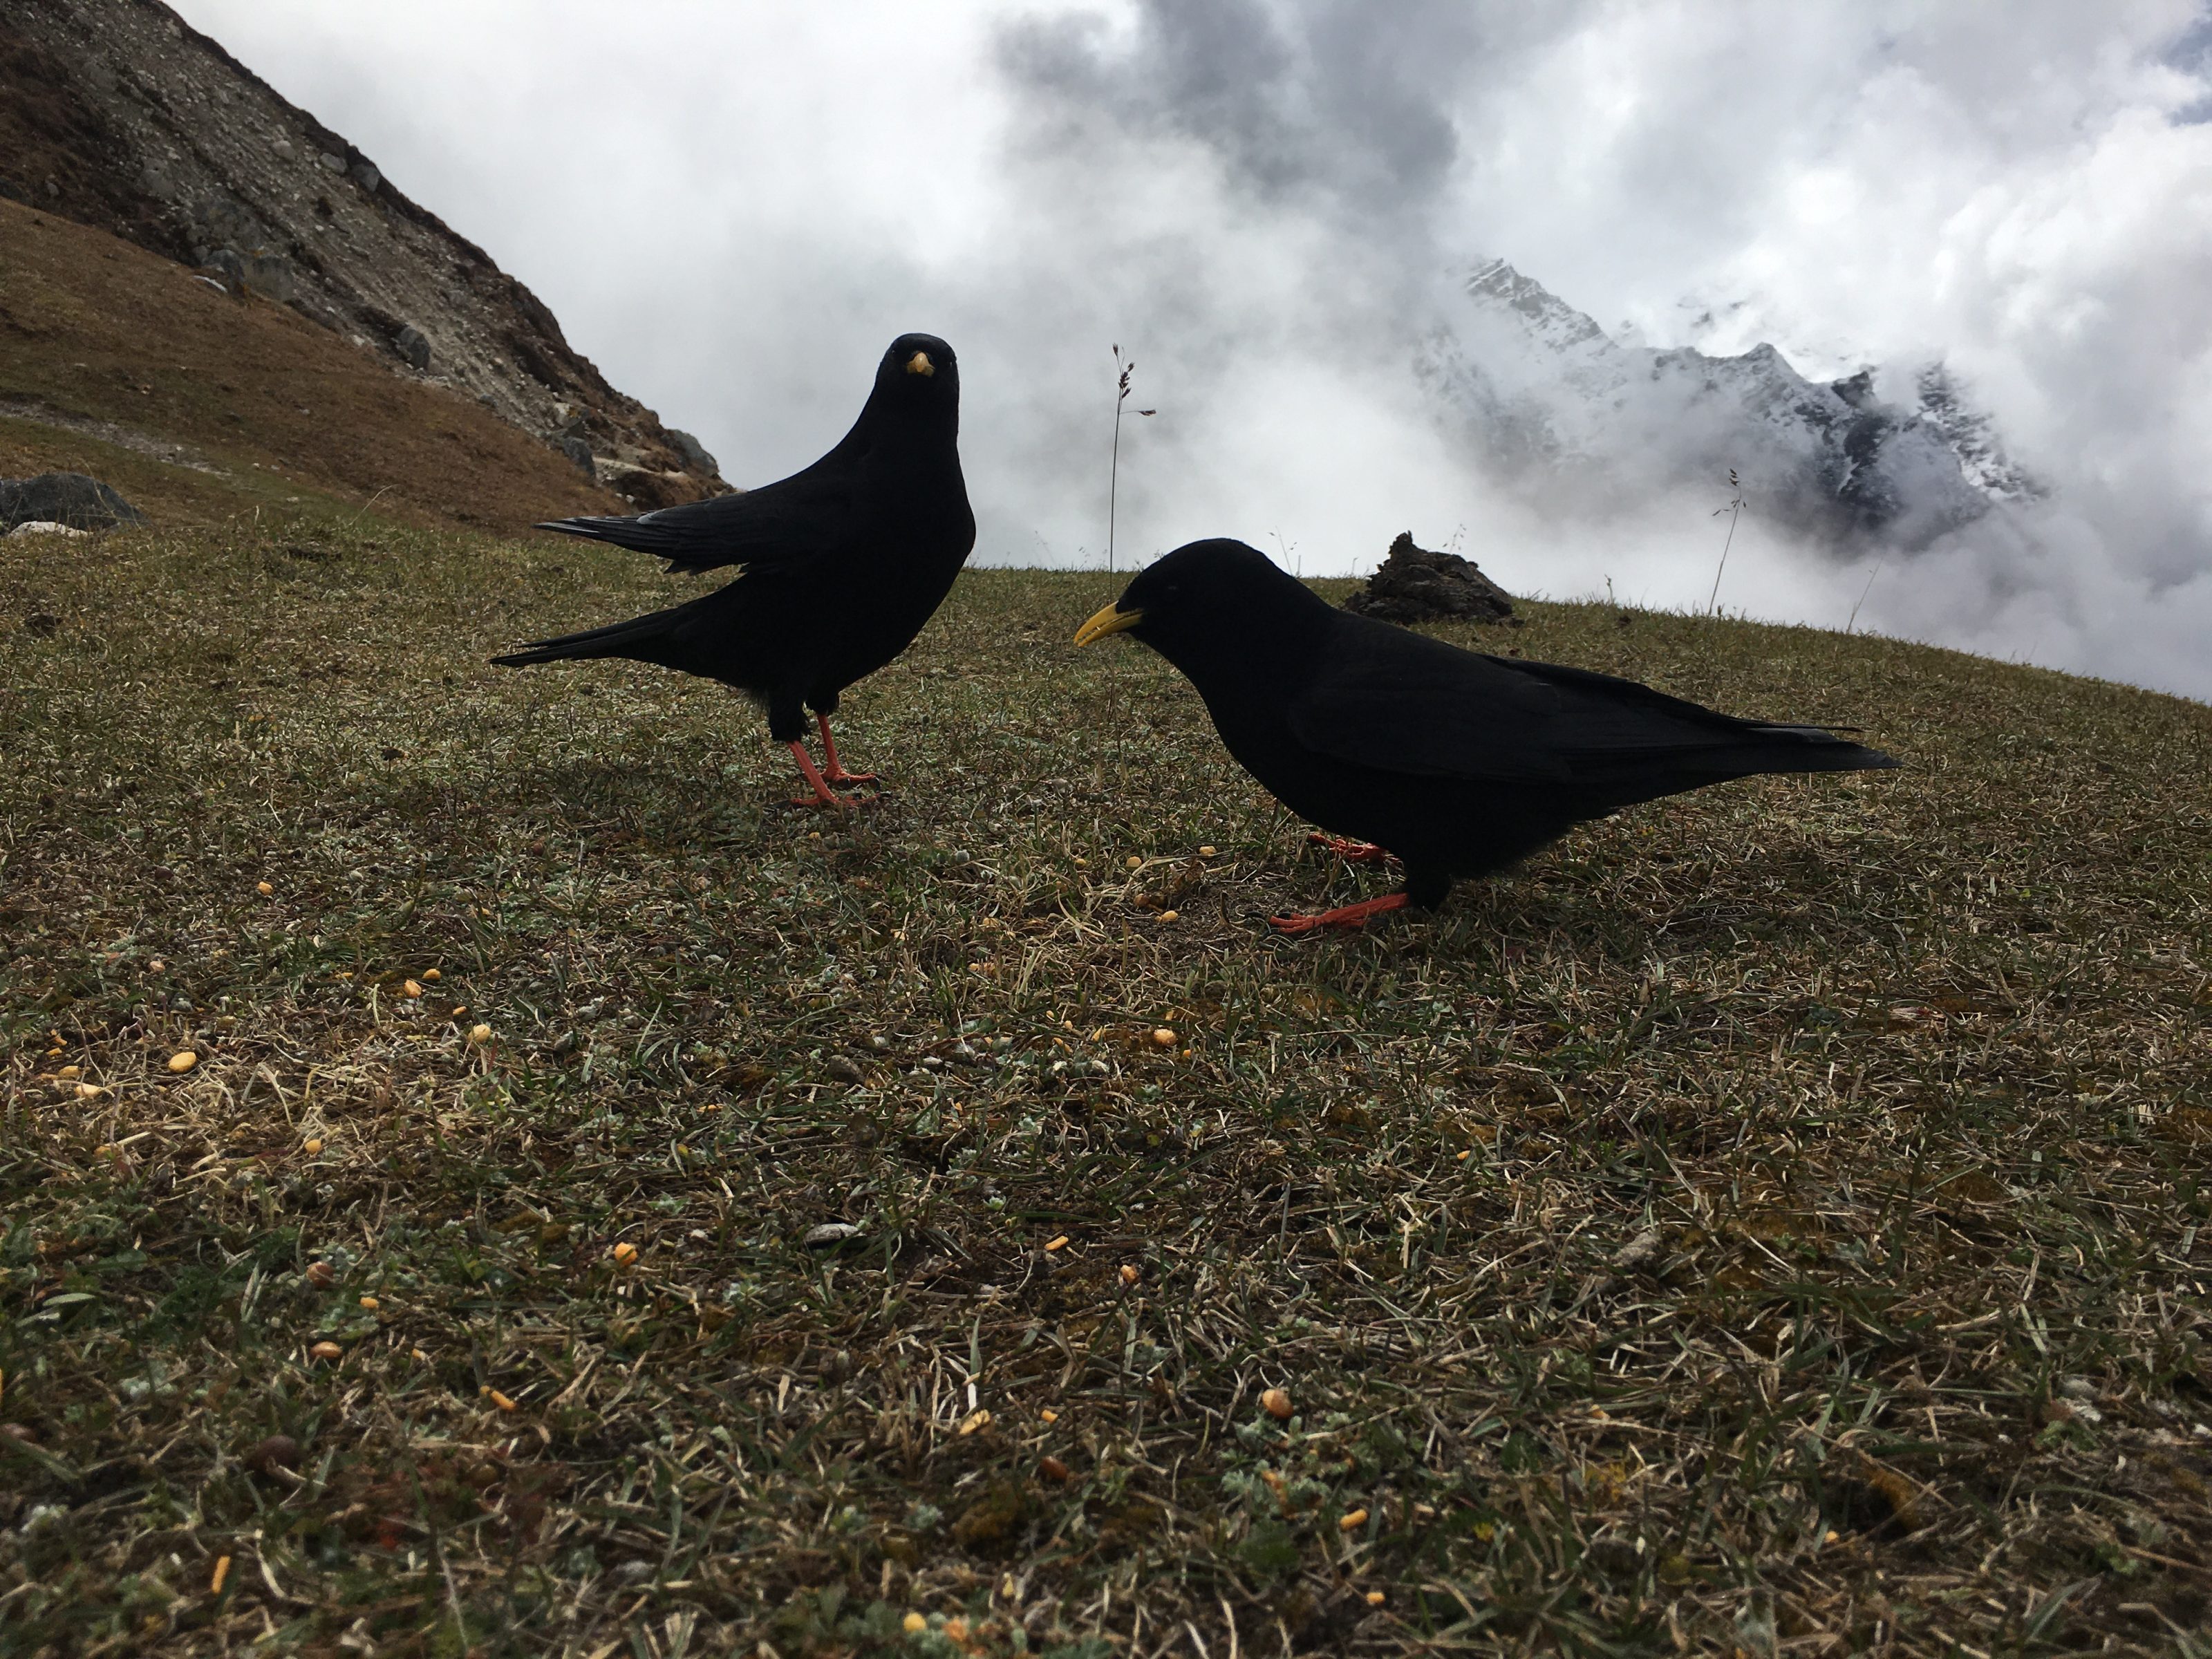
[823,769,879,785]
[1307,832,1391,864]
[1267,893,1411,935]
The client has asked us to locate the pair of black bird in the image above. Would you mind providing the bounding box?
[498,334,1895,932]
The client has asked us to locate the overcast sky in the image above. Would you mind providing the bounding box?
[173,1,2212,700]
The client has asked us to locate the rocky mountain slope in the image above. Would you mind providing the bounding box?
[1423,259,2039,549]
[1,196,624,530]
[0,0,724,509]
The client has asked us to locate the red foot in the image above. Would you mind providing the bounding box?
[785,742,845,809]
[1308,832,1391,864]
[816,713,878,785]
[1268,892,1410,935]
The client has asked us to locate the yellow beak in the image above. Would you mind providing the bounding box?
[1074,601,1143,647]
[905,350,935,377]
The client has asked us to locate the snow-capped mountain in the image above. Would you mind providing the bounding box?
[1421,260,2038,548]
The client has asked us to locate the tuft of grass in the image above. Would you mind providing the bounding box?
[2,517,2210,1656]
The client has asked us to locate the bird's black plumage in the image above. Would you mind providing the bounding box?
[1076,538,1898,922]
[494,334,974,798]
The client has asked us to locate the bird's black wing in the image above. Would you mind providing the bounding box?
[536,463,861,574]
[1287,629,1891,788]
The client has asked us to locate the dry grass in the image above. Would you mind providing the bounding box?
[3,516,2211,1658]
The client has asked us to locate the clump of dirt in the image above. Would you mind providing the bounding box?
[1342,532,1518,625]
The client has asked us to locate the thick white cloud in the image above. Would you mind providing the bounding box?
[171,0,2212,698]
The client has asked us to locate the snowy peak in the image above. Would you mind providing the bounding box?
[1429,263,2038,548]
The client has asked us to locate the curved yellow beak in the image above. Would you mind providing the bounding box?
[1074,601,1143,647]
[905,350,935,377]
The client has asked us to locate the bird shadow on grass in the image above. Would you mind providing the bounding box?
[1249,863,1850,973]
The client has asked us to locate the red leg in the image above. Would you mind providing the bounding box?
[785,742,845,809]
[816,713,877,785]
[1308,832,1391,864]
[1268,892,1410,936]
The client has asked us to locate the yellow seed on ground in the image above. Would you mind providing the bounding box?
[1456,1149,1472,1161]
[167,1051,197,1074]
[403,979,422,998]
[411,1348,431,1362]
[147,959,165,973]
[77,1082,103,1100]
[303,1138,324,1154]
[482,1387,518,1412]
[1365,1589,1385,1606]
[903,1612,928,1635]
[1152,1027,1177,1047]
[959,1408,992,1436]
[209,1555,231,1595]
[359,1295,379,1311]
[57,1065,80,1080]
[1199,845,1217,856]
[1158,910,1179,922]
[1044,1235,1069,1253]
[611,1241,638,1265]
[1040,1408,1059,1423]
[1262,1387,1293,1421]
[1120,1264,1141,1285]
[308,1341,341,1362]
[469,1023,491,1043]
[422,968,440,981]
[1126,856,1141,868]
[1340,1508,1369,1531]
[256,881,272,895]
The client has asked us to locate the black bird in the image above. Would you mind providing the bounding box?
[1075,538,1898,932]
[494,333,974,805]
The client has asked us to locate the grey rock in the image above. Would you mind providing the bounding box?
[350,159,382,194]
[0,474,148,532]
[803,1222,864,1248]
[393,325,431,371]
[270,137,295,162]
[318,151,346,175]
[664,427,718,476]
[8,521,91,539]
[243,252,294,303]
[203,247,247,292]
[554,433,594,476]
[1343,533,1517,625]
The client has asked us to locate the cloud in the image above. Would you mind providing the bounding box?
[170,0,2212,698]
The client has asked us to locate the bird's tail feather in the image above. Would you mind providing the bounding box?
[1747,724,1899,766]
[491,609,679,668]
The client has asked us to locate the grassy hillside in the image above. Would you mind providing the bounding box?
[2,516,2210,1657]
[0,196,624,531]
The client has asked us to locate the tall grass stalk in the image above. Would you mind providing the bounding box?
[1707,467,1745,615]
[1107,345,1154,574]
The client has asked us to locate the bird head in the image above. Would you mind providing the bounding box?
[1074,538,1327,679]
[874,332,959,406]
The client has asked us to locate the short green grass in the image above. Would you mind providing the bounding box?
[3,519,2210,1658]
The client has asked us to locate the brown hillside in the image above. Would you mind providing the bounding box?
[0,194,630,530]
